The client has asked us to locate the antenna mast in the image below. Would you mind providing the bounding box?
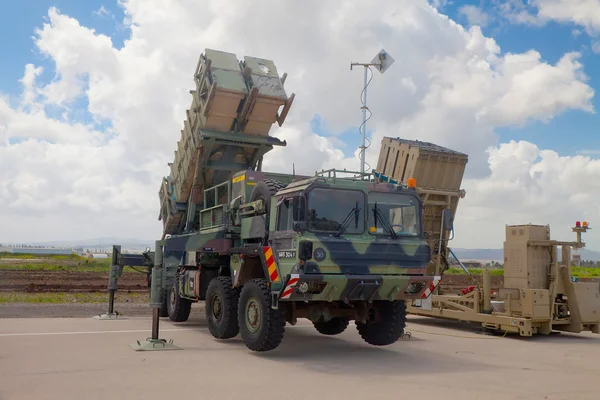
[350,49,395,176]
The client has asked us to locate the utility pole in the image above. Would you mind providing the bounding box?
[350,49,395,176]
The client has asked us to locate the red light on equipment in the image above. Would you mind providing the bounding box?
[576,221,581,227]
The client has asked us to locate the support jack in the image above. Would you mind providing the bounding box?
[128,240,181,351]
[130,307,181,351]
[96,245,154,320]
[94,312,120,320]
[130,338,180,351]
[94,288,123,319]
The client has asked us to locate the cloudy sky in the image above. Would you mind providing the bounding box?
[1,0,600,249]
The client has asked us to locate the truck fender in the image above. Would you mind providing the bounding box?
[230,246,282,288]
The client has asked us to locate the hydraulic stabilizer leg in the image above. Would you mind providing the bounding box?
[130,240,181,351]
[95,245,122,320]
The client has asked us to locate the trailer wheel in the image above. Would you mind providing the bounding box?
[205,276,240,339]
[167,279,192,322]
[313,317,349,335]
[356,300,406,346]
[238,278,285,352]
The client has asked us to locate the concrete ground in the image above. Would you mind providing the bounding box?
[1,307,599,400]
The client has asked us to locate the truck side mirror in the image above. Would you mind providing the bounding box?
[298,240,313,261]
[294,221,308,232]
[292,196,307,233]
[443,208,454,231]
[292,196,306,222]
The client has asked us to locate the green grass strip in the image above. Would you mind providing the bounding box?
[0,292,149,304]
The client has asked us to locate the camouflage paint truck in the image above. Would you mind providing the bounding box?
[159,168,439,351]
[109,49,440,352]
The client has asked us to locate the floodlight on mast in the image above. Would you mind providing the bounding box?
[350,49,395,176]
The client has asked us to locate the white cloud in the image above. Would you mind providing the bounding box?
[93,5,111,18]
[457,140,600,247]
[33,8,120,108]
[534,0,600,34]
[0,98,103,145]
[498,0,600,35]
[0,0,597,248]
[18,64,44,110]
[400,77,418,95]
[429,0,450,9]
[577,149,600,155]
[480,51,594,125]
[459,5,491,27]
[496,0,543,26]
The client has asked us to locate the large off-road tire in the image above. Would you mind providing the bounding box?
[205,276,240,339]
[238,278,285,352]
[356,300,407,346]
[167,279,192,322]
[249,179,287,226]
[313,317,350,335]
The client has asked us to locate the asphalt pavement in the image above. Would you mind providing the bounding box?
[1,309,599,400]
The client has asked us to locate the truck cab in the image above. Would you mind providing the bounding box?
[269,177,430,275]
[263,175,434,303]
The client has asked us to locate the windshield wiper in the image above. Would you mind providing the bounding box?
[333,202,360,237]
[372,202,397,239]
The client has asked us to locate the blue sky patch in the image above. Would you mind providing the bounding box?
[0,1,127,98]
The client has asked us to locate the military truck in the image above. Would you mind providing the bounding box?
[157,167,441,352]
[107,49,441,352]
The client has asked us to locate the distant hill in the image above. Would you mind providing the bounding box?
[452,247,600,262]
[451,248,503,261]
[26,238,155,251]
[10,238,600,261]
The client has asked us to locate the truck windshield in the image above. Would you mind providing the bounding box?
[367,192,419,237]
[307,188,365,234]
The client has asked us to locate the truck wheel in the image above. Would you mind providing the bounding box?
[356,300,407,346]
[238,278,285,351]
[167,279,192,322]
[205,276,240,339]
[313,317,349,335]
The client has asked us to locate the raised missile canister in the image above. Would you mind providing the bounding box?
[157,49,294,237]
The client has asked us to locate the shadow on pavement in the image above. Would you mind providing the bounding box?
[407,315,600,344]
[247,326,485,376]
[406,316,490,334]
[171,317,480,376]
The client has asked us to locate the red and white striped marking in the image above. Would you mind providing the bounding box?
[280,274,300,299]
[421,276,441,299]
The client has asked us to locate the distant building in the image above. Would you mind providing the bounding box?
[462,261,483,269]
[0,246,73,256]
[88,253,109,259]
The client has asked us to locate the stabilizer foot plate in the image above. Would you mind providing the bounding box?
[129,338,182,351]
[94,313,120,320]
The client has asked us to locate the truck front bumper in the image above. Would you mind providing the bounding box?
[278,273,441,302]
